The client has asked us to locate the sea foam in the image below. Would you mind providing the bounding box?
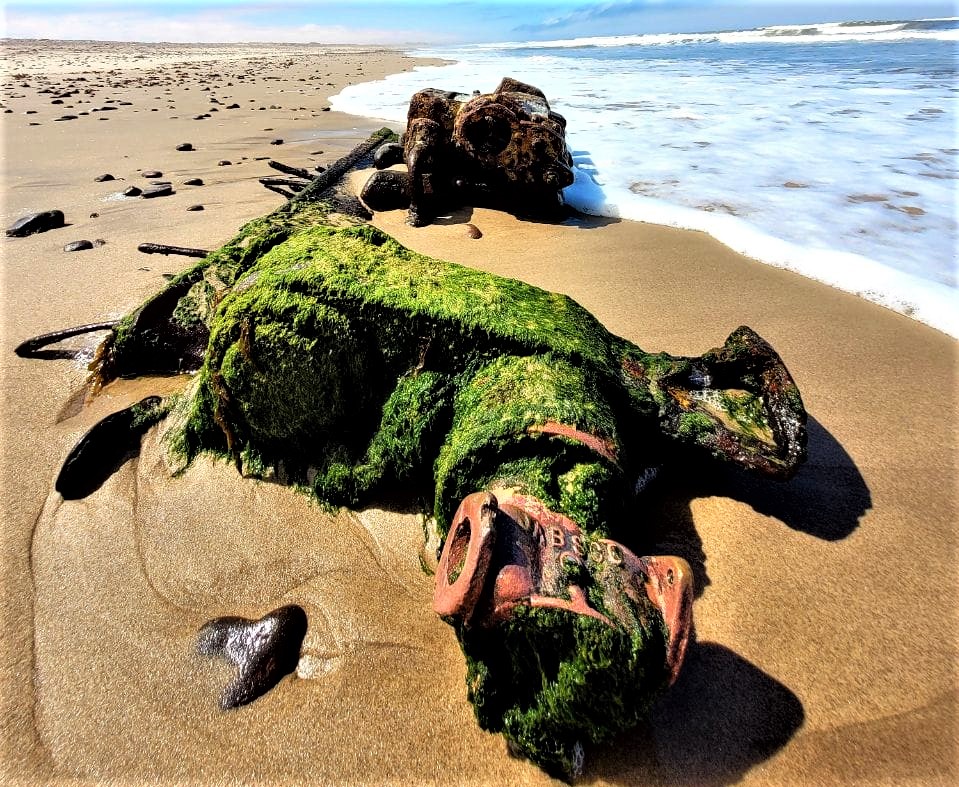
[331,18,958,337]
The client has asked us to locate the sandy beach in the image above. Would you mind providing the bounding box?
[1,39,956,785]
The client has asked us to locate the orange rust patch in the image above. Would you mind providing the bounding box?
[527,420,619,465]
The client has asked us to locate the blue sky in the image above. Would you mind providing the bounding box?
[2,1,954,44]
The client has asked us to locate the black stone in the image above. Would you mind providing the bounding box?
[123,186,142,197]
[175,142,194,151]
[270,138,283,145]
[63,240,94,252]
[54,115,78,121]
[373,142,404,170]
[218,160,232,166]
[55,396,165,499]
[183,178,204,186]
[187,204,204,211]
[6,210,66,237]
[360,169,411,212]
[197,605,308,709]
[141,184,173,198]
[94,173,115,182]
[142,170,163,178]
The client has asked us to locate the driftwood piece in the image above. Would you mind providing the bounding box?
[267,160,312,179]
[137,242,210,258]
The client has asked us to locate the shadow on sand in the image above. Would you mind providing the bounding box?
[588,640,805,785]
[632,414,871,598]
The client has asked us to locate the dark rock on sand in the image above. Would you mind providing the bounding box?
[6,210,66,237]
[63,240,94,252]
[197,605,308,709]
[465,223,483,239]
[142,170,163,178]
[94,173,115,182]
[176,142,194,151]
[55,396,165,499]
[373,142,404,170]
[270,138,283,145]
[183,178,204,186]
[360,169,411,212]
[218,160,232,166]
[123,186,142,197]
[141,184,174,198]
[54,115,78,121]
[187,204,204,211]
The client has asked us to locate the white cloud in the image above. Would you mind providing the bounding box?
[2,9,447,44]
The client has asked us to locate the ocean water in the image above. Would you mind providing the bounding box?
[330,18,958,337]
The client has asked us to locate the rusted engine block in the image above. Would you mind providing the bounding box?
[361,77,575,226]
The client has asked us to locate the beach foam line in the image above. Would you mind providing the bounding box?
[471,18,959,50]
[565,168,959,339]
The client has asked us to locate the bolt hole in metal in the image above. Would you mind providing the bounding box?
[447,517,471,584]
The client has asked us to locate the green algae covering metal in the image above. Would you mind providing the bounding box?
[24,126,807,780]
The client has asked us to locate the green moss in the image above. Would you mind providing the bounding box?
[676,411,715,441]
[432,353,621,535]
[461,605,668,781]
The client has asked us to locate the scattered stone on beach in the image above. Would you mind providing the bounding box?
[175,142,194,151]
[89,212,99,218]
[183,178,204,186]
[94,173,115,182]
[226,103,240,109]
[269,138,283,146]
[465,223,483,239]
[54,115,78,121]
[187,204,204,211]
[321,106,331,112]
[373,142,404,170]
[93,239,106,247]
[141,184,174,198]
[63,240,94,252]
[218,160,232,166]
[360,169,411,212]
[142,170,163,178]
[6,210,66,237]
[123,186,142,197]
[197,605,308,710]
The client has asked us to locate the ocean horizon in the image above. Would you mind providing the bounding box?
[331,17,958,338]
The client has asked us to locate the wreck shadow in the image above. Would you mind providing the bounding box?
[631,415,871,597]
[587,641,805,785]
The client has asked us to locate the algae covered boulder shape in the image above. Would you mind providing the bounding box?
[19,127,808,780]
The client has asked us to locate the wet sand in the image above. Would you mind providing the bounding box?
[2,39,956,785]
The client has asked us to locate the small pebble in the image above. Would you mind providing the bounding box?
[175,142,194,151]
[142,170,162,178]
[63,240,94,252]
[89,212,99,218]
[187,204,204,211]
[94,173,115,182]
[465,223,483,239]
[270,138,283,145]
[218,160,232,166]
[123,186,142,197]
[183,177,204,186]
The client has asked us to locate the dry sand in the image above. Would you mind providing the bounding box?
[1,39,956,785]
